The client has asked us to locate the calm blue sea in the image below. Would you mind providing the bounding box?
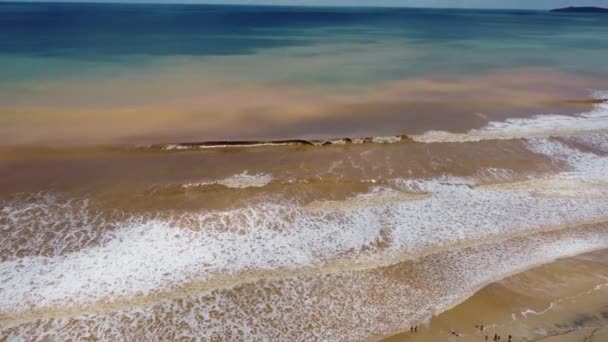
[1,2,608,84]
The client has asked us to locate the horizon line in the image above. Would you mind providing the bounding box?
[0,0,569,11]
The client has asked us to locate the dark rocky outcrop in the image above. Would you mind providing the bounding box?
[155,134,412,151]
[551,7,608,13]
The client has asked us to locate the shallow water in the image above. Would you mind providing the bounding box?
[2,3,608,144]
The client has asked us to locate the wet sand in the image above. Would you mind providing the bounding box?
[382,249,608,342]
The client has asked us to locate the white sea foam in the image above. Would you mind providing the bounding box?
[2,134,608,339]
[521,303,555,318]
[162,144,191,150]
[2,224,606,341]
[473,168,519,183]
[371,135,403,144]
[0,195,119,262]
[3,149,608,317]
[412,98,608,143]
[480,136,608,199]
[592,90,608,100]
[528,138,608,180]
[571,133,608,153]
[182,172,273,189]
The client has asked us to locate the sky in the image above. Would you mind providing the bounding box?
[11,0,608,9]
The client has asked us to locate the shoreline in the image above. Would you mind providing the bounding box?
[379,248,608,342]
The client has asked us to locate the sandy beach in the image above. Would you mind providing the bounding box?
[383,249,608,342]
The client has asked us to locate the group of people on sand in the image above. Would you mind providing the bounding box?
[409,322,513,341]
[487,333,512,341]
[476,323,512,341]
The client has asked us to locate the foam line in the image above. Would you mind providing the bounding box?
[2,224,606,341]
[413,98,608,143]
[2,133,608,339]
[3,174,608,317]
[181,172,273,189]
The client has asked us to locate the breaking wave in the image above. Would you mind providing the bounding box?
[153,94,608,151]
[2,134,608,336]
[413,93,608,143]
[159,135,410,151]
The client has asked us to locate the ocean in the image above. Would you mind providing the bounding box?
[1,2,608,341]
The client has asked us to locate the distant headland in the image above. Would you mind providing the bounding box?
[551,7,608,13]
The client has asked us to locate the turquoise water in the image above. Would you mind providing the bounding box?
[1,2,607,145]
[1,2,608,85]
